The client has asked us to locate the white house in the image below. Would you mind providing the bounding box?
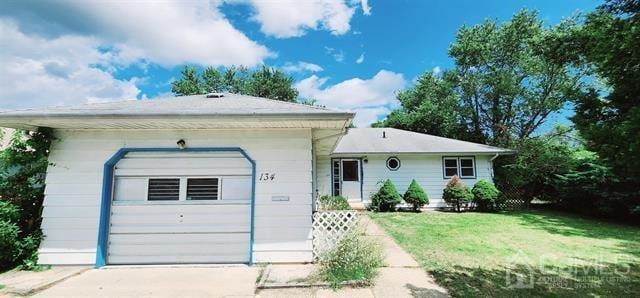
[0,93,511,267]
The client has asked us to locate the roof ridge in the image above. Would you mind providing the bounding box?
[228,93,335,112]
[359,127,508,150]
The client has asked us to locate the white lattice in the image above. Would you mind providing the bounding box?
[312,210,359,261]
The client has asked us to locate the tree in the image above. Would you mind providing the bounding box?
[373,72,469,140]
[563,0,640,201]
[245,66,298,102]
[403,179,429,211]
[171,65,299,102]
[377,10,582,147]
[171,66,202,96]
[370,179,402,212]
[0,129,52,269]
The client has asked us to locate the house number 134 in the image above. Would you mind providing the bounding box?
[259,173,276,181]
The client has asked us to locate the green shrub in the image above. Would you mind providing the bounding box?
[403,179,429,211]
[443,175,473,212]
[318,195,350,211]
[472,179,501,211]
[16,232,45,271]
[319,229,383,288]
[370,179,402,212]
[0,201,20,223]
[0,220,20,268]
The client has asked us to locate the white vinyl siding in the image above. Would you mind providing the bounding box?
[316,154,494,208]
[39,129,314,265]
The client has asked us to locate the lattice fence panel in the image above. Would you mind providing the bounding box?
[312,210,359,261]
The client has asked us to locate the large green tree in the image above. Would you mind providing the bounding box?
[564,0,640,187]
[376,10,582,147]
[171,65,299,102]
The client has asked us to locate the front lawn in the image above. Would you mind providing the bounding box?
[370,210,640,297]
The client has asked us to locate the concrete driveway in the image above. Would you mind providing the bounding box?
[34,266,258,298]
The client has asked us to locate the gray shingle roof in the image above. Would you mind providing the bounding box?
[0,93,352,118]
[333,128,514,154]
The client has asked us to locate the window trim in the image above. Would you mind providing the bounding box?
[442,156,476,179]
[386,156,401,171]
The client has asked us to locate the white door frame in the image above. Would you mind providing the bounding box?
[336,158,362,202]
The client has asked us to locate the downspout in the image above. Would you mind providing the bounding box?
[489,153,500,179]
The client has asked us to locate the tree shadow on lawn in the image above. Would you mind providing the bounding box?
[429,262,639,298]
[501,210,640,257]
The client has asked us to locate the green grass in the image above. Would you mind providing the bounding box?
[370,210,640,297]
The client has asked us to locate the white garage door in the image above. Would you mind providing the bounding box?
[107,151,252,264]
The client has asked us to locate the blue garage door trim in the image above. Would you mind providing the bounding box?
[95,147,256,268]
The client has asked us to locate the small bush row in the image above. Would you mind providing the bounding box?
[370,179,429,212]
[443,175,502,212]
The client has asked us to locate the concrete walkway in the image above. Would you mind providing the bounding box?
[257,214,448,298]
[0,266,89,296]
[32,266,258,297]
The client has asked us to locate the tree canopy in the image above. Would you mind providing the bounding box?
[375,10,582,147]
[171,65,299,102]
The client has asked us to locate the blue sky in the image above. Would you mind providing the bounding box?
[0,0,601,127]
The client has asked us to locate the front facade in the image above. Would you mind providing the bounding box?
[316,128,513,207]
[0,94,510,266]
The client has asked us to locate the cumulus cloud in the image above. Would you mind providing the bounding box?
[0,19,140,109]
[295,70,406,127]
[241,0,357,38]
[0,0,272,67]
[356,53,365,64]
[282,61,324,73]
[432,66,442,75]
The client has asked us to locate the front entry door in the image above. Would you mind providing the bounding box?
[340,159,361,201]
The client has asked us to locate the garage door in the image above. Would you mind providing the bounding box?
[107,151,252,264]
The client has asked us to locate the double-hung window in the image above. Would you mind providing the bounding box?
[442,157,476,179]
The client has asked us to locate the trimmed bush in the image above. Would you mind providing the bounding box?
[403,179,429,211]
[472,179,501,211]
[318,195,350,211]
[370,179,402,212]
[318,229,383,288]
[443,175,473,212]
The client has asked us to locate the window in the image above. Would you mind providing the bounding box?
[386,156,401,171]
[332,160,341,196]
[342,160,359,182]
[443,158,458,177]
[460,158,475,177]
[443,157,476,179]
[187,178,219,200]
[147,178,180,201]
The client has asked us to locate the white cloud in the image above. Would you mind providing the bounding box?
[325,47,345,62]
[432,66,442,75]
[356,53,365,64]
[0,19,140,109]
[360,0,372,15]
[1,0,272,67]
[242,0,357,38]
[296,70,406,127]
[282,61,324,73]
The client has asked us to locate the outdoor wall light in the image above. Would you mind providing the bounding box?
[177,139,186,150]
